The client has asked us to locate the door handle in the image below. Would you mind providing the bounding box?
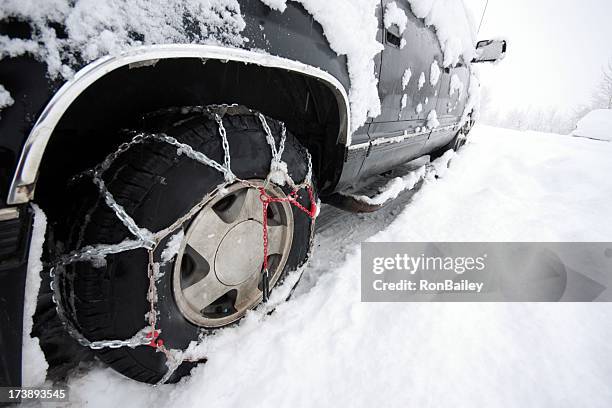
[385,29,402,48]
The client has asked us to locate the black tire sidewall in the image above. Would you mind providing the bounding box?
[64,113,315,382]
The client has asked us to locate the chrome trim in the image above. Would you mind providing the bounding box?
[433,124,458,133]
[0,207,20,222]
[7,44,351,204]
[348,142,370,151]
[348,124,458,150]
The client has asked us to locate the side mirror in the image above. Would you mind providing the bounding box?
[472,39,507,63]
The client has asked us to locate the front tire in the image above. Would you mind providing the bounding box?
[57,109,316,383]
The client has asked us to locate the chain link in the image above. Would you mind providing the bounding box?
[151,133,236,181]
[49,266,153,350]
[214,114,234,182]
[49,105,315,384]
[59,238,149,266]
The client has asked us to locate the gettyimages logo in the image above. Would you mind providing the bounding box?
[372,253,488,293]
[361,242,612,302]
[372,253,487,274]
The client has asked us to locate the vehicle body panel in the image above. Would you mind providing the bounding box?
[375,0,443,125]
[0,0,485,387]
[358,0,469,179]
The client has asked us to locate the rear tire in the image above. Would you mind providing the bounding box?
[57,109,316,383]
[430,120,472,160]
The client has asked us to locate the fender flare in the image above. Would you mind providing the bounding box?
[7,44,351,204]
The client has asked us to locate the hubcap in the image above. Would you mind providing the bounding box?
[215,220,264,286]
[173,181,294,328]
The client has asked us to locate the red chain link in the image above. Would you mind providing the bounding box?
[258,185,316,300]
[146,329,164,348]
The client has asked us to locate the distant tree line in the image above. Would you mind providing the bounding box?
[589,59,612,110]
[480,59,612,135]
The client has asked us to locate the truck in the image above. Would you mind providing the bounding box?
[0,0,505,386]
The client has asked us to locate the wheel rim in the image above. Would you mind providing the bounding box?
[172,180,294,328]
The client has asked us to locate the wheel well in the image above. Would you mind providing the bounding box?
[36,58,346,220]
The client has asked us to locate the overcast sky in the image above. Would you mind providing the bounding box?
[473,0,612,115]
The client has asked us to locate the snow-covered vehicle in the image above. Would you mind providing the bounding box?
[0,1,506,386]
[573,109,612,141]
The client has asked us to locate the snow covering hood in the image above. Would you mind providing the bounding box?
[573,109,612,141]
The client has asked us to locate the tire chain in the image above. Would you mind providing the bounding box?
[48,105,314,385]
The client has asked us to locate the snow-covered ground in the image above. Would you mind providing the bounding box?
[61,125,612,407]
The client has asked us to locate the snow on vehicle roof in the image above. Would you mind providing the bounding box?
[573,109,612,141]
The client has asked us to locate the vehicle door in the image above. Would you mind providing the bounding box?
[425,62,471,152]
[360,0,444,178]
